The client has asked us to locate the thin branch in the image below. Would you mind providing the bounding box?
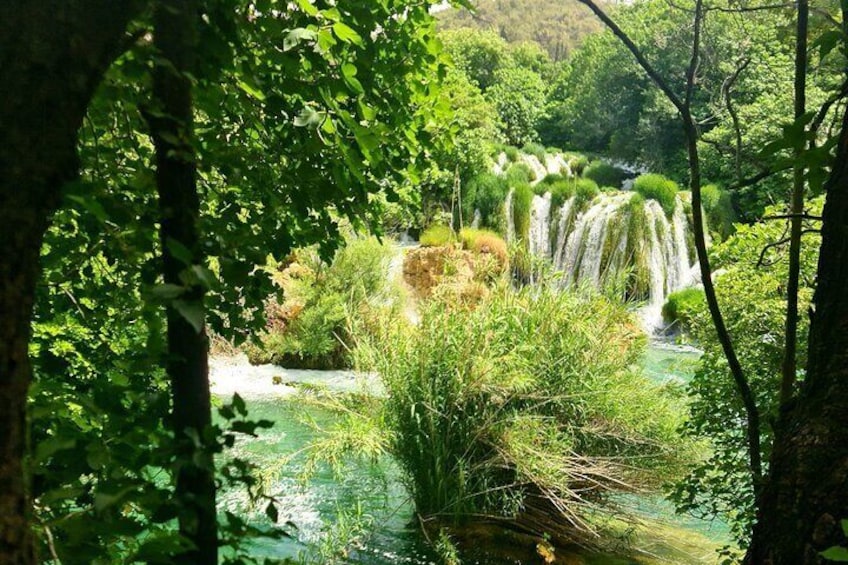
[722,58,751,184]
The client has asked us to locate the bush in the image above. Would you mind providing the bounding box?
[633,173,679,216]
[567,153,590,176]
[548,180,576,209]
[539,173,566,186]
[353,286,691,540]
[583,161,628,188]
[420,224,456,247]
[661,287,705,329]
[505,162,534,185]
[458,228,509,280]
[464,173,509,230]
[521,141,547,162]
[248,237,400,369]
[504,146,520,162]
[511,182,533,241]
[574,178,600,204]
[701,183,736,239]
[669,199,824,545]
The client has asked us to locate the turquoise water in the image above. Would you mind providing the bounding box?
[214,344,725,564]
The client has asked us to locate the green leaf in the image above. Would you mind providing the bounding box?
[821,547,848,562]
[172,299,204,333]
[166,238,194,265]
[341,63,364,94]
[283,27,317,51]
[842,519,848,537]
[295,0,318,16]
[150,283,185,300]
[294,106,322,128]
[332,22,362,45]
[266,500,279,523]
[237,79,266,101]
[190,265,218,290]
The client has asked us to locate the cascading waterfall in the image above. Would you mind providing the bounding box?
[489,151,704,332]
[528,193,552,260]
[528,190,700,329]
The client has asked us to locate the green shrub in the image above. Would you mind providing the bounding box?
[701,183,736,239]
[352,286,691,536]
[504,145,520,162]
[521,141,547,162]
[249,237,399,369]
[539,173,565,186]
[506,162,534,185]
[547,180,576,209]
[633,173,679,216]
[661,288,706,329]
[511,182,533,241]
[574,178,600,204]
[420,224,456,247]
[583,161,628,188]
[567,153,590,176]
[464,173,509,229]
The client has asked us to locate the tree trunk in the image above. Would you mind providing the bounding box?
[148,0,217,562]
[746,101,848,565]
[0,2,141,561]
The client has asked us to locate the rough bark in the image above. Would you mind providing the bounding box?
[746,101,848,565]
[0,2,141,562]
[148,0,217,562]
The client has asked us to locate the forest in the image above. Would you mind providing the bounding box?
[1,0,847,564]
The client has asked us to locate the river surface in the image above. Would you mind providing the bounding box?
[212,344,726,564]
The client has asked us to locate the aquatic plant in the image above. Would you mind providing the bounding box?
[350,286,692,545]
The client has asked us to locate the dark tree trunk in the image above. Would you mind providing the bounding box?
[0,2,141,562]
[746,102,848,565]
[148,0,217,562]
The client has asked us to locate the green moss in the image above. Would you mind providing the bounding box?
[633,173,679,216]
[420,224,455,247]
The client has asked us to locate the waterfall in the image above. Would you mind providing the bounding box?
[505,188,515,243]
[552,197,576,269]
[529,193,552,260]
[521,154,549,184]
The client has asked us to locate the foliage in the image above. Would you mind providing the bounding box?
[506,163,535,185]
[350,286,691,542]
[701,183,736,240]
[436,0,603,61]
[670,199,824,546]
[521,142,548,163]
[458,228,509,280]
[583,161,628,189]
[574,178,600,205]
[662,288,706,331]
[440,28,513,91]
[487,66,549,146]
[511,183,534,242]
[462,172,510,231]
[420,224,456,247]
[633,173,679,216]
[246,237,400,370]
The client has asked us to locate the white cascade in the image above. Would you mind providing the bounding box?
[528,193,552,260]
[505,188,515,243]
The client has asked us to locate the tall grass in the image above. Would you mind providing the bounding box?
[633,173,679,216]
[352,286,692,540]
